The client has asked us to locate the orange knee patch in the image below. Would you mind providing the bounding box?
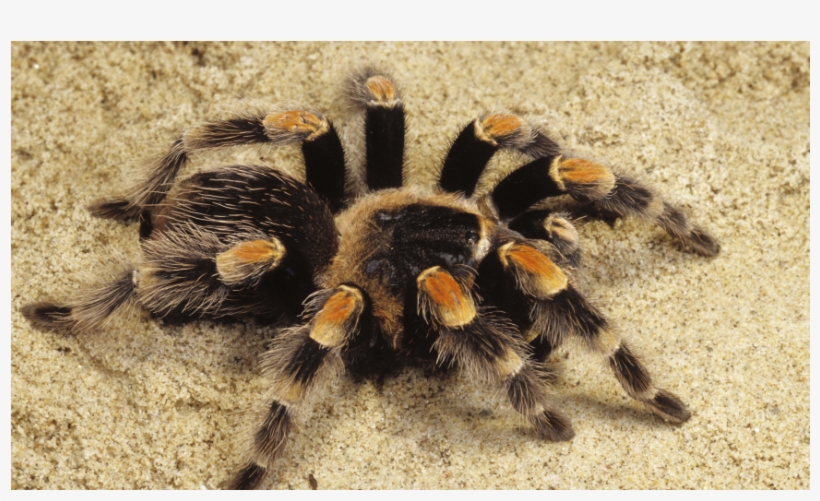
[263,110,326,136]
[365,76,398,103]
[232,240,281,262]
[216,238,285,286]
[551,157,616,198]
[310,286,364,348]
[479,114,524,142]
[417,266,476,327]
[499,242,568,299]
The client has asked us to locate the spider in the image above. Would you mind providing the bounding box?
[22,67,719,489]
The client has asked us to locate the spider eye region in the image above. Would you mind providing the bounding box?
[362,202,485,287]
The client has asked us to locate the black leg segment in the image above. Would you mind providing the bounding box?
[491,156,562,220]
[439,122,498,196]
[365,104,405,190]
[302,122,348,213]
[439,113,561,198]
[343,69,406,191]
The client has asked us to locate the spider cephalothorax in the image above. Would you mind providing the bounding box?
[23,66,719,489]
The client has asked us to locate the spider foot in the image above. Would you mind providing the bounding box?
[645,388,692,424]
[530,408,576,441]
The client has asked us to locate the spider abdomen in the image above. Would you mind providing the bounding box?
[137,165,339,322]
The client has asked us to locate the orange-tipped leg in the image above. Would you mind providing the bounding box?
[415,265,575,442]
[229,285,367,489]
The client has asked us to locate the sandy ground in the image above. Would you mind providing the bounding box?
[11,42,809,489]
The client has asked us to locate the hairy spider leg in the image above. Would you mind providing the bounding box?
[229,285,369,489]
[346,68,405,190]
[416,265,575,442]
[267,110,347,213]
[439,113,560,197]
[89,136,189,225]
[491,155,720,256]
[491,156,574,219]
[476,238,569,361]
[21,267,138,333]
[89,108,349,232]
[478,239,691,424]
[22,227,296,331]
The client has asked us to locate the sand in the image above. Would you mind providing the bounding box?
[11,42,809,489]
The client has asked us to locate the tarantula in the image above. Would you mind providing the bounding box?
[23,67,719,489]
